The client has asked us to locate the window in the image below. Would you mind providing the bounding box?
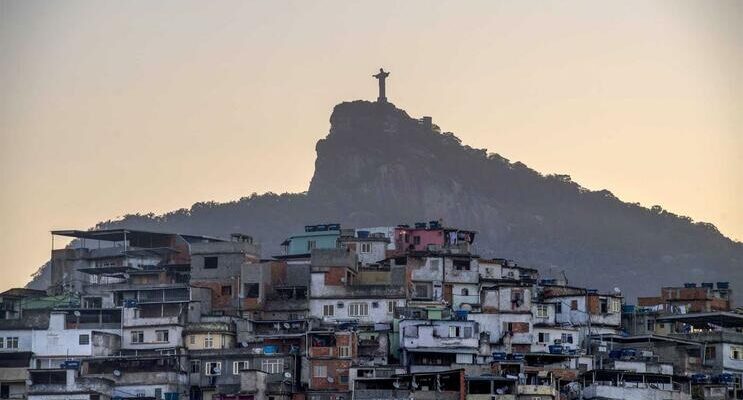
[83,297,102,309]
[204,256,218,269]
[155,389,162,400]
[323,304,334,316]
[429,258,440,270]
[313,365,328,378]
[555,302,562,314]
[536,305,548,318]
[307,240,316,252]
[205,362,221,375]
[731,346,743,360]
[511,290,524,310]
[2,384,10,399]
[79,334,90,345]
[449,326,461,337]
[339,346,351,358]
[349,302,369,317]
[262,358,284,374]
[190,360,201,373]
[387,301,395,314]
[705,346,716,360]
[646,319,655,332]
[5,337,18,349]
[600,298,609,314]
[244,283,260,299]
[131,331,144,344]
[404,325,419,338]
[461,288,470,296]
[0,337,3,348]
[360,243,372,253]
[538,332,551,344]
[413,236,421,245]
[221,285,232,296]
[453,259,470,270]
[156,330,169,342]
[204,335,214,348]
[610,298,621,313]
[413,284,431,299]
[340,374,349,384]
[233,361,249,374]
[561,333,573,344]
[463,327,473,338]
[189,335,196,345]
[570,300,578,310]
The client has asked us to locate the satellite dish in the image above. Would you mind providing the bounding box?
[393,380,401,389]
[73,310,81,317]
[283,323,291,329]
[327,377,335,383]
[213,367,221,374]
[284,372,292,379]
[241,342,249,348]
[25,379,33,386]
[113,369,122,377]
[614,287,622,294]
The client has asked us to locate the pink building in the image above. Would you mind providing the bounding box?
[393,222,475,252]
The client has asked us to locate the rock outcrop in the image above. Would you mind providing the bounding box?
[67,100,742,302]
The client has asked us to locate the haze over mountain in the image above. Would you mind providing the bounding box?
[32,100,742,303]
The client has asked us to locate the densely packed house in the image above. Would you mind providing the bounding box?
[0,222,740,400]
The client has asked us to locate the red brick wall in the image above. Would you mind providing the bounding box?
[638,296,663,306]
[325,268,346,286]
[586,295,599,314]
[192,280,239,312]
[309,359,351,390]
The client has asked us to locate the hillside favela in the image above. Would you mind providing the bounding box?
[1,70,742,400]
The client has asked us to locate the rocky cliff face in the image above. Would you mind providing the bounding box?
[87,100,742,302]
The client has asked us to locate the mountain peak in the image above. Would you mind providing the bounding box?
[74,100,741,304]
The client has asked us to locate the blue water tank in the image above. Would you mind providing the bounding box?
[548,345,564,354]
[263,345,278,354]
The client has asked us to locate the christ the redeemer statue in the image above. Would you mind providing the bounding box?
[373,68,390,103]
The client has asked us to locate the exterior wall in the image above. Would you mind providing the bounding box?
[32,314,119,358]
[444,258,479,284]
[345,240,387,265]
[468,313,532,346]
[185,332,235,350]
[409,257,444,282]
[495,287,532,313]
[121,325,183,350]
[530,327,579,353]
[393,228,445,252]
[0,330,33,352]
[722,343,743,372]
[583,384,690,400]
[532,303,556,326]
[356,227,397,250]
[310,299,403,324]
[288,231,340,255]
[399,320,479,349]
[547,296,586,325]
[451,284,480,310]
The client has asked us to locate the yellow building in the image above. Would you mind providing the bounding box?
[184,321,236,350]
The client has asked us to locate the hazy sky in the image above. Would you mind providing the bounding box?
[1,0,741,291]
